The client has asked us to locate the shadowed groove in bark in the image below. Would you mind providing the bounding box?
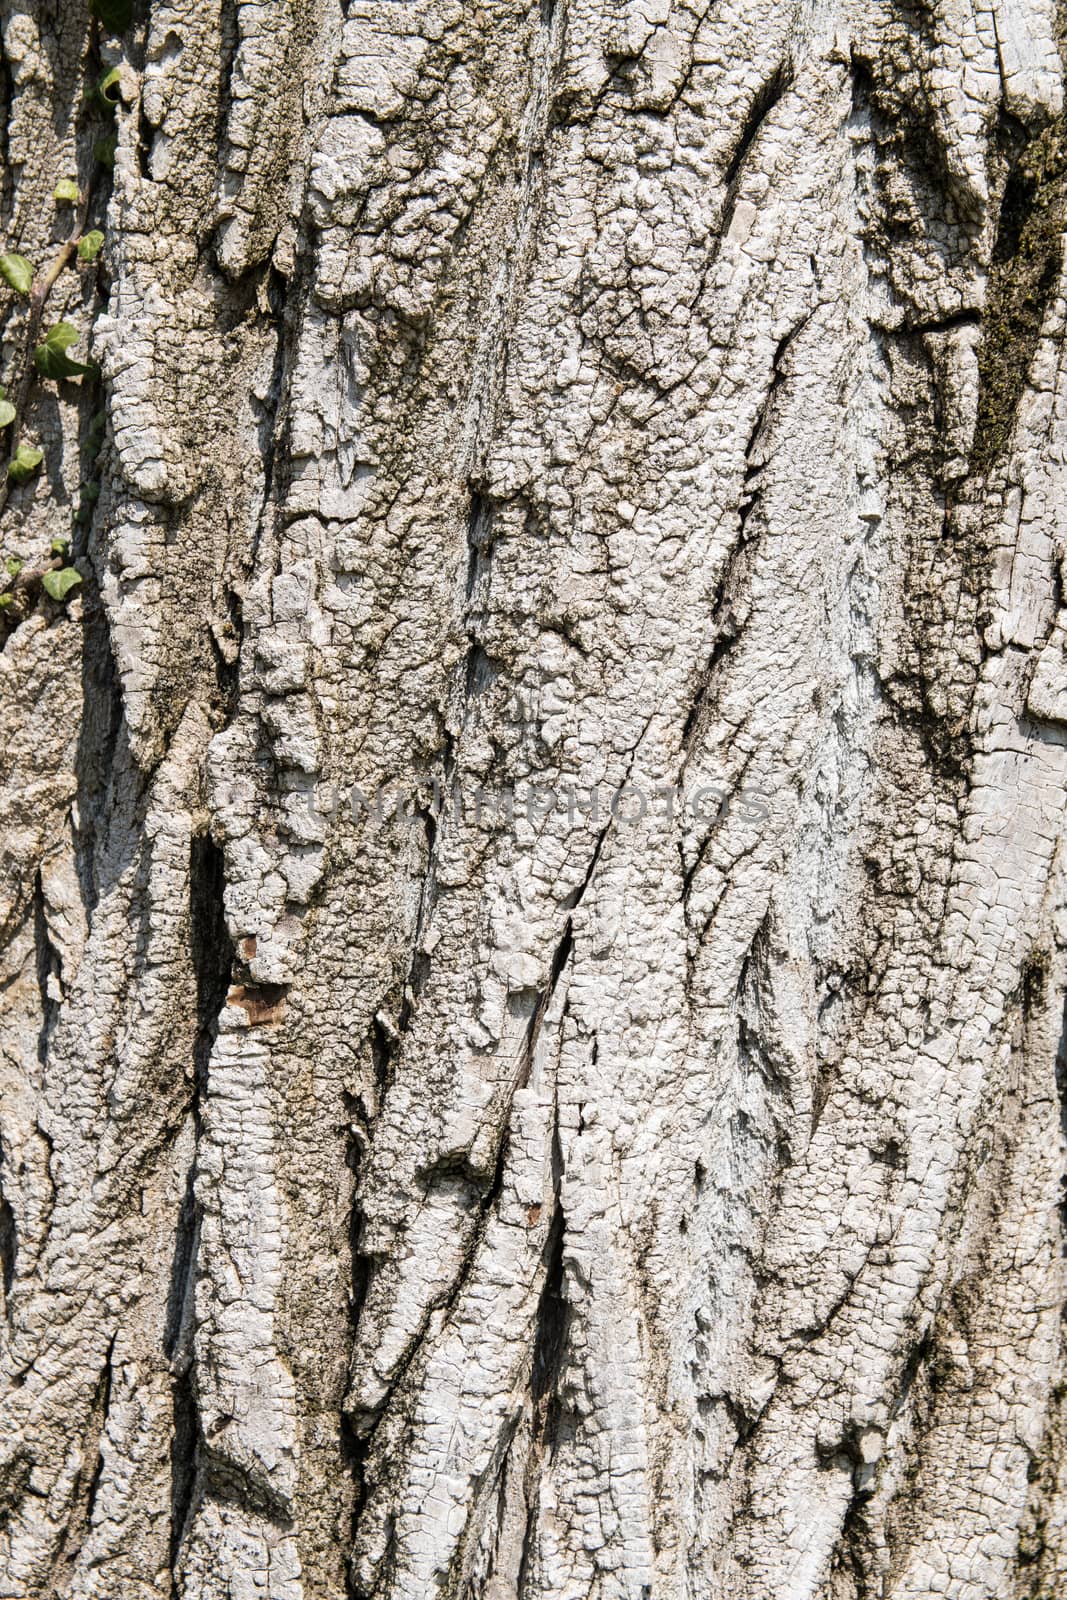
[722,60,794,190]
[514,1096,569,1600]
[188,833,234,1086]
[0,1164,14,1303]
[32,870,60,1068]
[0,27,12,229]
[166,832,234,1569]
[165,1165,201,1571]
[530,1099,568,1428]
[1057,993,1067,1246]
[465,488,493,600]
[47,1335,115,1594]
[341,1122,374,1598]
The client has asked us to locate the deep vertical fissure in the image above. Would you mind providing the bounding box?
[166,833,234,1572]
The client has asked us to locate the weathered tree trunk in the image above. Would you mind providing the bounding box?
[1,0,1066,1595]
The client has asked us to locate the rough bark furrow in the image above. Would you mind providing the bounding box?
[0,2,1065,1598]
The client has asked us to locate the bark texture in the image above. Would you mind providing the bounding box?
[0,1,1066,1596]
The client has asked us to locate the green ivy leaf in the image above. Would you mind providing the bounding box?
[54,179,80,204]
[0,399,14,429]
[90,0,133,32]
[77,230,105,263]
[34,322,95,381]
[94,135,117,170]
[5,557,22,576]
[50,537,70,558]
[0,593,13,611]
[43,567,82,602]
[96,67,124,108]
[0,253,34,297]
[7,445,43,484]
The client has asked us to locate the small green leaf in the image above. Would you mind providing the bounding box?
[77,230,105,263]
[5,557,22,576]
[50,537,70,558]
[90,0,133,32]
[43,567,82,602]
[0,400,14,429]
[0,253,34,297]
[94,135,117,170]
[34,322,95,380]
[0,593,13,611]
[7,445,43,484]
[96,67,124,108]
[54,179,80,204]
[41,321,78,351]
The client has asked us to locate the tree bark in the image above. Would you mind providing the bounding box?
[1,1,1066,1596]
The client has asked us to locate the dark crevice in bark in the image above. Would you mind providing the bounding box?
[560,817,611,911]
[368,1013,398,1093]
[0,1447,32,1538]
[443,485,500,796]
[680,610,741,750]
[516,1096,569,1597]
[47,1335,116,1594]
[849,46,874,117]
[679,748,759,911]
[215,0,241,164]
[33,869,61,1067]
[0,27,12,229]
[1056,993,1067,1248]
[401,805,437,1018]
[249,262,289,534]
[465,487,494,600]
[136,99,154,181]
[463,642,499,704]
[342,1128,373,1595]
[518,921,573,1091]
[209,578,244,724]
[531,1100,568,1429]
[189,832,234,1086]
[74,581,130,920]
[0,1147,15,1303]
[81,1339,114,1528]
[722,61,793,190]
[166,832,234,1571]
[165,1165,201,1570]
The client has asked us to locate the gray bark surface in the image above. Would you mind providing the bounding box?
[0,1,1066,1596]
